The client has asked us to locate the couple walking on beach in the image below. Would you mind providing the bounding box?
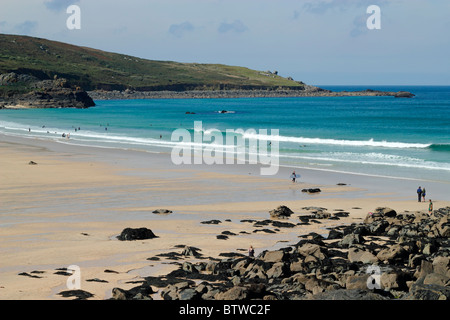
[416,186,427,202]
[417,186,433,215]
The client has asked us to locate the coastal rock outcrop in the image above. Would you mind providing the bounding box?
[110,206,450,300]
[0,72,95,109]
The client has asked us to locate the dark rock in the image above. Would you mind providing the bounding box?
[269,205,293,218]
[152,209,172,214]
[301,188,321,193]
[327,229,343,240]
[117,227,157,241]
[58,290,94,300]
[271,221,296,228]
[394,91,415,98]
[18,272,42,279]
[182,246,202,258]
[201,219,221,224]
[86,278,108,283]
[403,277,450,300]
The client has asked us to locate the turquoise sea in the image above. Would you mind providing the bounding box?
[1,85,450,184]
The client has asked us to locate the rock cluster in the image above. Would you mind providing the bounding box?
[0,72,95,109]
[111,206,450,300]
[88,88,415,100]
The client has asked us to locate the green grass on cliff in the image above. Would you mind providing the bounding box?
[0,33,304,91]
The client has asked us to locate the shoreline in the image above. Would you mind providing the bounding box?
[0,133,448,300]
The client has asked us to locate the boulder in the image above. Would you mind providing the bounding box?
[117,227,157,241]
[403,278,450,300]
[380,271,408,290]
[260,250,289,263]
[433,256,450,277]
[423,273,450,287]
[296,243,327,261]
[339,233,364,248]
[269,205,293,218]
[376,245,407,263]
[347,248,377,264]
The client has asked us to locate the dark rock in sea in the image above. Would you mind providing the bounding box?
[117,227,157,241]
[394,91,415,98]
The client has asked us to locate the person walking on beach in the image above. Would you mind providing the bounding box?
[248,245,255,257]
[417,186,422,202]
[428,199,433,215]
[291,171,296,183]
[422,187,426,202]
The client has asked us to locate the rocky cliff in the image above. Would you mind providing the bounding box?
[0,72,95,109]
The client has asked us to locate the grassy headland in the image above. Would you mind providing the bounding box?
[0,33,304,92]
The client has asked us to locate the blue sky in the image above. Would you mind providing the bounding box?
[1,0,449,85]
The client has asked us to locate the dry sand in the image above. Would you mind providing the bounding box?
[0,136,448,300]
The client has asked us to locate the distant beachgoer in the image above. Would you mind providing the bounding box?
[291,171,296,183]
[248,246,255,257]
[422,188,426,201]
[417,186,422,202]
[428,199,433,215]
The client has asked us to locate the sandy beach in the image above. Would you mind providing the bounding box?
[0,134,449,300]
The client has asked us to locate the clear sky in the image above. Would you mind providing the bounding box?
[1,0,449,85]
